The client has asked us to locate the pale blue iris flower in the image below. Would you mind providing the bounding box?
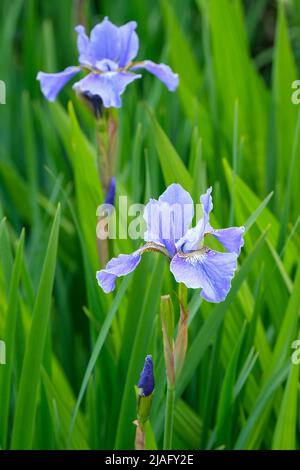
[97,184,245,303]
[37,17,178,108]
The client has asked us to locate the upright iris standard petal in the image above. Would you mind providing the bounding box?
[143,184,194,256]
[170,249,238,303]
[90,17,121,63]
[75,25,92,66]
[73,71,141,108]
[96,252,142,293]
[208,226,245,255]
[200,186,213,224]
[138,355,154,396]
[36,66,80,102]
[131,60,179,91]
[177,187,212,252]
[143,200,178,256]
[118,21,139,67]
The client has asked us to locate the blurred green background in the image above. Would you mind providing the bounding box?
[0,0,300,450]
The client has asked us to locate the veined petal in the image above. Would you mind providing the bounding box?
[96,252,142,293]
[200,186,213,222]
[208,226,245,255]
[143,184,194,256]
[143,199,177,256]
[90,17,121,63]
[131,60,179,91]
[177,187,212,252]
[73,71,141,108]
[37,66,80,102]
[119,21,139,67]
[170,248,238,303]
[75,25,92,66]
[96,242,169,293]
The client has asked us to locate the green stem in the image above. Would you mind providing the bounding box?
[163,385,175,450]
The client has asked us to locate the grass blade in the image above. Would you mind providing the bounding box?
[11,206,61,449]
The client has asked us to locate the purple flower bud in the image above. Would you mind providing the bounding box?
[104,177,116,206]
[138,355,154,397]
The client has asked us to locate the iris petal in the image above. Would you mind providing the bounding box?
[208,226,245,255]
[177,187,212,252]
[143,184,194,256]
[170,248,238,303]
[131,60,179,91]
[119,21,139,67]
[36,66,80,102]
[90,17,121,63]
[96,242,169,293]
[75,25,92,66]
[96,252,142,293]
[73,71,141,108]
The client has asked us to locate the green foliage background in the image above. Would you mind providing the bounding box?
[0,0,299,450]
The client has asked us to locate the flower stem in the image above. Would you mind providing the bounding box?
[163,385,175,450]
[160,295,176,450]
[134,421,145,450]
[96,111,118,267]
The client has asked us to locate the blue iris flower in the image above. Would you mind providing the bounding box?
[37,17,179,108]
[138,355,154,397]
[96,184,245,303]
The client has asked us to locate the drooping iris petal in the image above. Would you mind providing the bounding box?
[96,252,142,293]
[138,355,154,397]
[170,249,238,303]
[131,60,179,91]
[208,226,245,255]
[36,66,80,102]
[90,17,121,63]
[96,242,169,293]
[143,184,194,256]
[177,187,212,252]
[119,21,139,67]
[73,71,141,108]
[75,25,92,66]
